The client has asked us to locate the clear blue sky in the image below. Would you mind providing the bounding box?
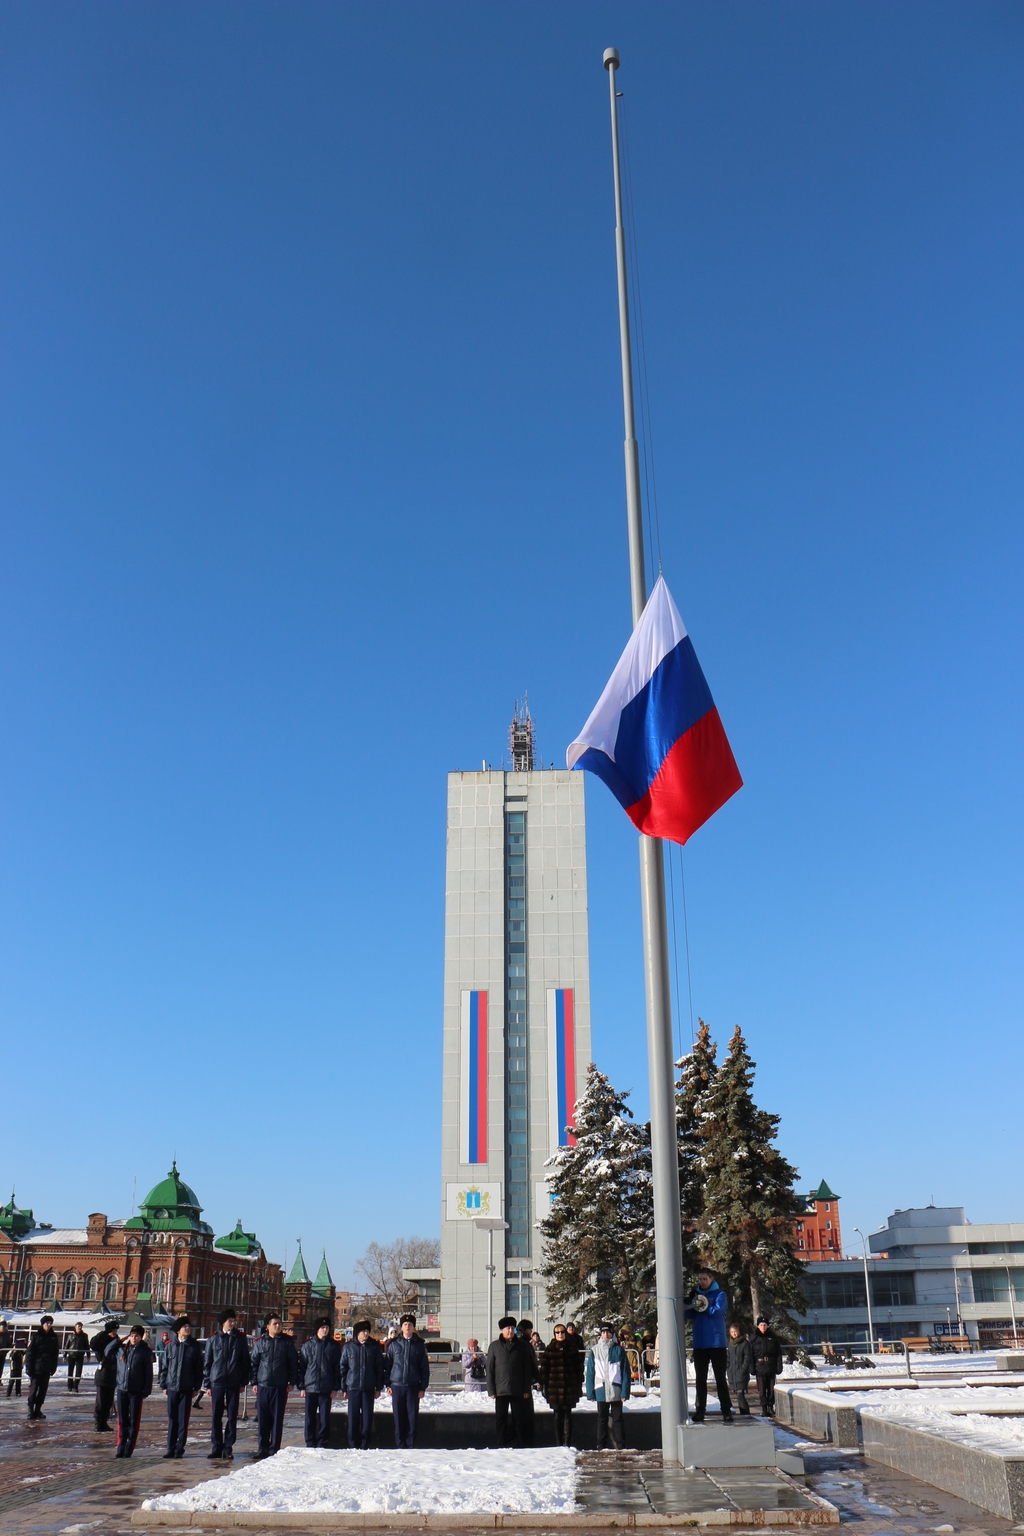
[2,2,1021,1285]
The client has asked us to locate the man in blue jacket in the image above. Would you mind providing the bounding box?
[684,1269,733,1424]
[204,1309,251,1461]
[384,1313,430,1448]
[299,1317,342,1449]
[341,1320,385,1449]
[159,1317,205,1458]
[111,1326,155,1458]
[249,1315,300,1460]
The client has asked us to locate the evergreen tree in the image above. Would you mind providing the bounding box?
[540,1064,655,1333]
[675,1020,718,1280]
[694,1026,806,1333]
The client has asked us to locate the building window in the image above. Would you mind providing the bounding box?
[84,1274,98,1302]
[972,1269,1024,1305]
[796,1222,804,1232]
[42,1273,57,1301]
[505,809,530,1261]
[506,1282,531,1313]
[141,1270,154,1295]
[63,1273,78,1302]
[105,1273,119,1302]
[798,1239,805,1249]
[825,1203,830,1212]
[826,1220,832,1230]
[22,1272,37,1301]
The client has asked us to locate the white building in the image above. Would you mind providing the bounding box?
[795,1205,1024,1347]
[439,706,591,1347]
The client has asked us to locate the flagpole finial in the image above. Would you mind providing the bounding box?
[603,47,620,70]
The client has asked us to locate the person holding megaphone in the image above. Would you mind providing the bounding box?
[684,1268,734,1423]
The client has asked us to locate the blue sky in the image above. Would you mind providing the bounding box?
[1,1,1021,1286]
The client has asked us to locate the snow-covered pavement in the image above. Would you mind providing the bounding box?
[143,1446,579,1515]
[797,1384,1024,1455]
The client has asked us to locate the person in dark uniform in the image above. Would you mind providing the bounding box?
[249,1314,300,1459]
[25,1316,61,1420]
[91,1320,121,1430]
[66,1322,89,1393]
[340,1320,385,1449]
[751,1317,784,1418]
[113,1326,155,1458]
[384,1314,430,1449]
[7,1346,25,1396]
[299,1317,342,1449]
[204,1308,251,1461]
[159,1317,204,1458]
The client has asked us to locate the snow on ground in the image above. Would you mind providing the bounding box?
[418,1387,661,1412]
[805,1384,1024,1456]
[144,1446,579,1515]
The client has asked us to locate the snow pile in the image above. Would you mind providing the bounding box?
[403,1388,660,1413]
[143,1446,579,1515]
[826,1386,1024,1456]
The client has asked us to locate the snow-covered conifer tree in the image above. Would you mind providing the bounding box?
[675,1019,717,1280]
[695,1026,805,1331]
[540,1064,654,1333]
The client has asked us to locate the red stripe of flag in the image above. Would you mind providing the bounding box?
[476,992,487,1163]
[563,990,576,1147]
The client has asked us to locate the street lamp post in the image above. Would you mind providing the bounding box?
[953,1248,969,1343]
[473,1219,508,1347]
[1006,1265,1020,1347]
[853,1228,876,1355]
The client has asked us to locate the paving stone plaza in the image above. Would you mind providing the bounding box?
[2,1370,1022,1536]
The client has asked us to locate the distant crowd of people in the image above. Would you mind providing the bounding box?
[0,1266,785,1457]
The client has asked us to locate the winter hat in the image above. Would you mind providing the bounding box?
[498,1316,517,1330]
[599,1321,615,1334]
[219,1309,237,1324]
[174,1317,191,1334]
[756,1316,769,1325]
[354,1320,372,1336]
[399,1313,416,1326]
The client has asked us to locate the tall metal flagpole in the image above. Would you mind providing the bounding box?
[603,46,689,1457]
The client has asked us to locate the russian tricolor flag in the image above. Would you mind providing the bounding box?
[567,576,742,845]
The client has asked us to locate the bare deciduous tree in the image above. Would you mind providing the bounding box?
[353,1236,440,1321]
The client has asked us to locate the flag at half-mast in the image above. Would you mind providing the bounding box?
[567,576,742,846]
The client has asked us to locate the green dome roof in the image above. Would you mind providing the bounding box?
[216,1219,262,1257]
[125,1161,212,1233]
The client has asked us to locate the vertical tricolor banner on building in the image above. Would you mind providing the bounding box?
[460,990,488,1164]
[547,988,577,1148]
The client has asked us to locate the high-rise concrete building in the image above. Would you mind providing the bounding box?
[439,705,591,1346]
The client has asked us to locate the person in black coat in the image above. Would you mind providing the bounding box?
[25,1316,61,1420]
[751,1317,784,1417]
[204,1308,251,1460]
[91,1321,121,1431]
[66,1322,90,1393]
[300,1317,342,1449]
[486,1316,539,1448]
[249,1314,300,1459]
[341,1321,385,1449]
[159,1318,205,1458]
[0,1319,12,1382]
[726,1325,754,1415]
[384,1315,430,1448]
[7,1346,25,1396]
[112,1326,155,1458]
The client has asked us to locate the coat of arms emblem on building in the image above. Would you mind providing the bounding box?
[457,1186,491,1217]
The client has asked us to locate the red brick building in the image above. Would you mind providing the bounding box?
[793,1179,843,1259]
[0,1163,282,1335]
